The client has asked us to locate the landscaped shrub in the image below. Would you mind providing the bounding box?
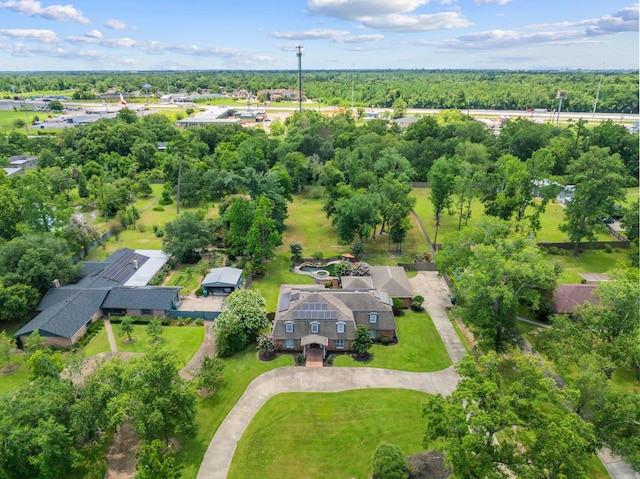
[311,251,323,260]
[411,295,425,312]
[605,244,613,253]
[73,320,104,350]
[195,286,203,297]
[380,336,391,346]
[195,318,204,326]
[392,298,405,316]
[257,333,276,353]
[289,242,303,262]
[371,443,409,479]
[158,198,173,206]
[154,229,164,238]
[351,241,365,257]
[336,261,353,277]
[351,262,370,277]
[296,352,305,365]
[152,206,165,212]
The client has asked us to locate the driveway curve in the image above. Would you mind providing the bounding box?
[196,365,459,479]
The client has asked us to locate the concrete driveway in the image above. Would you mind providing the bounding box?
[196,366,459,479]
[409,271,467,363]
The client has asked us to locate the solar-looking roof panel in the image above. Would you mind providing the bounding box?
[292,310,337,320]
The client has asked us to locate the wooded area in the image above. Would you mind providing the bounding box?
[1,70,638,113]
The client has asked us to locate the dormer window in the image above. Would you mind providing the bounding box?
[369,312,378,324]
[285,322,294,333]
[336,322,345,333]
[311,321,319,334]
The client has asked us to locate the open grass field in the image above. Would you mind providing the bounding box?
[113,324,204,367]
[0,355,29,395]
[0,109,36,128]
[548,248,632,283]
[228,389,431,479]
[333,310,451,372]
[177,348,293,479]
[412,187,613,243]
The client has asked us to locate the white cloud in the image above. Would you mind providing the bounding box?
[0,0,89,23]
[474,0,511,5]
[85,29,102,39]
[425,28,587,50]
[359,12,471,32]
[528,5,638,33]
[340,34,384,43]
[270,28,351,40]
[270,28,385,44]
[307,0,470,32]
[308,0,431,19]
[66,35,138,48]
[105,18,136,30]
[0,28,58,43]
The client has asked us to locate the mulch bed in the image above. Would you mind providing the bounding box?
[407,451,451,479]
[0,363,20,374]
[258,350,277,362]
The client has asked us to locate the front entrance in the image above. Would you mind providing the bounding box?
[305,348,323,368]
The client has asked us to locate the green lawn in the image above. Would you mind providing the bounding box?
[82,327,112,356]
[114,324,204,367]
[177,348,294,479]
[413,188,612,243]
[548,249,632,283]
[0,355,30,395]
[251,255,316,313]
[228,389,430,479]
[333,310,452,372]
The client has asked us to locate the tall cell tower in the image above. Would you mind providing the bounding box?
[296,45,303,113]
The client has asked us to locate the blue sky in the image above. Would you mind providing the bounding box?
[0,0,637,71]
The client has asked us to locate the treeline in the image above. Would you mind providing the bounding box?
[0,70,638,113]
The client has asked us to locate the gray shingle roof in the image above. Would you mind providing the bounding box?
[272,286,396,342]
[369,266,414,299]
[17,289,109,339]
[102,286,180,310]
[202,267,243,288]
[16,249,173,340]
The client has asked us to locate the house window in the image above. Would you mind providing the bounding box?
[336,322,345,333]
[369,329,377,339]
[141,309,153,315]
[311,322,319,334]
[369,313,378,324]
[285,339,295,349]
[335,339,345,349]
[285,322,294,333]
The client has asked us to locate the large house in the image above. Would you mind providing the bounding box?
[272,284,397,360]
[16,249,180,348]
[551,284,599,315]
[341,266,415,308]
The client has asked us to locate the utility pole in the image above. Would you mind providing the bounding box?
[176,152,183,215]
[593,64,604,118]
[296,45,303,113]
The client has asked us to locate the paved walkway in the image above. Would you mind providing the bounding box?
[196,366,459,479]
[180,322,215,380]
[408,271,467,363]
[104,319,118,353]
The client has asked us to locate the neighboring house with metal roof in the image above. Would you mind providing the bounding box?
[2,167,24,178]
[8,155,38,170]
[552,284,599,315]
[369,266,414,307]
[15,249,178,348]
[272,284,396,359]
[201,267,243,296]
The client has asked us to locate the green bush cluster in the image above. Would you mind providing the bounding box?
[73,320,104,350]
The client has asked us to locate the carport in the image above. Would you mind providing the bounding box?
[201,267,243,296]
